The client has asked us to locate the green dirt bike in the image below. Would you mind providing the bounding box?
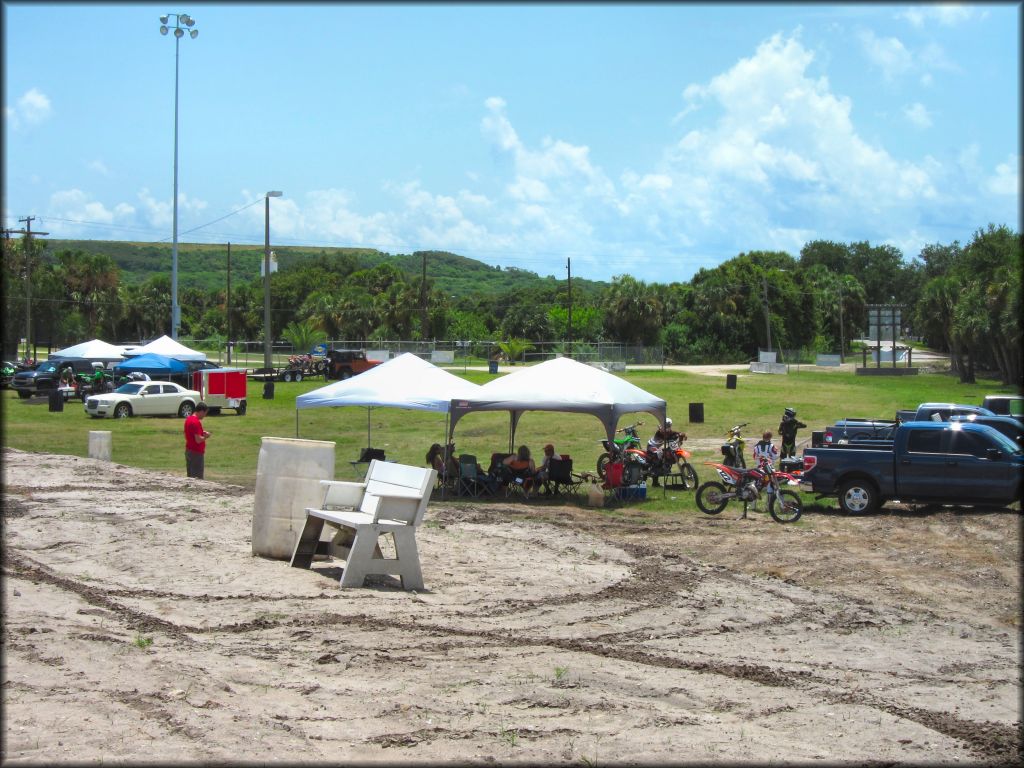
[596,422,644,479]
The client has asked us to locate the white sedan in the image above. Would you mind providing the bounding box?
[84,381,202,419]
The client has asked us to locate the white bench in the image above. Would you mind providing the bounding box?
[289,460,437,590]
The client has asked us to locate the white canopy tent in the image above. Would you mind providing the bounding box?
[51,339,126,361]
[295,352,485,448]
[123,335,207,361]
[447,356,667,449]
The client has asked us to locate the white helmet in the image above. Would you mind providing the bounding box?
[665,418,673,427]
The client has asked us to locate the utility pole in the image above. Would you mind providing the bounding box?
[226,242,231,365]
[761,275,772,354]
[17,217,48,362]
[838,281,845,364]
[566,257,573,358]
[420,252,429,340]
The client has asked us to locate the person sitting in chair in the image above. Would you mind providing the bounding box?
[535,444,558,493]
[426,442,458,485]
[503,445,538,496]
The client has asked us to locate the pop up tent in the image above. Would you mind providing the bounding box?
[447,356,667,449]
[113,353,189,380]
[124,335,207,361]
[51,339,125,362]
[296,352,484,447]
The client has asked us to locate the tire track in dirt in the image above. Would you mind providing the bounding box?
[5,478,1019,762]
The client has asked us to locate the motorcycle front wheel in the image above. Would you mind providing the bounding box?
[664,461,699,490]
[696,482,729,515]
[769,490,802,523]
[596,453,612,478]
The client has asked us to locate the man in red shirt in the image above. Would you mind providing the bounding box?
[184,402,211,479]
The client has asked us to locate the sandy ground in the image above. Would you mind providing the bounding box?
[2,447,1020,765]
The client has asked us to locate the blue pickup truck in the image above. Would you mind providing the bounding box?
[802,421,1023,514]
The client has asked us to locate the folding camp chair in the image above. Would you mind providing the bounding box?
[456,454,493,498]
[350,447,386,477]
[542,457,583,497]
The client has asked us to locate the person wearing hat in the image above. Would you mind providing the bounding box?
[778,408,807,459]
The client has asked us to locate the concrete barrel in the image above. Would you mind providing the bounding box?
[252,437,336,559]
[88,431,112,461]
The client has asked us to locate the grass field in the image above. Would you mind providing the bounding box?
[2,364,1016,511]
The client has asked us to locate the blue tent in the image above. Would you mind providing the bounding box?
[113,353,189,379]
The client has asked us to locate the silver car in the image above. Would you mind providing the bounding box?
[84,381,201,419]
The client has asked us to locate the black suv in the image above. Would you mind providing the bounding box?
[11,358,106,398]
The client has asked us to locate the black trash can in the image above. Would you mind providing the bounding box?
[263,381,275,400]
[726,373,737,390]
[811,430,824,448]
[48,389,64,412]
[688,402,704,423]
[488,360,499,374]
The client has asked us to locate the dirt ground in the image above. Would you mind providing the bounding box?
[2,447,1020,765]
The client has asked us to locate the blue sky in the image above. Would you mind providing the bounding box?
[3,2,1020,284]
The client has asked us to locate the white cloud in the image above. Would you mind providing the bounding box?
[137,187,208,228]
[6,88,52,128]
[87,159,111,176]
[858,29,912,81]
[903,102,932,129]
[48,189,134,226]
[897,4,979,28]
[987,155,1020,196]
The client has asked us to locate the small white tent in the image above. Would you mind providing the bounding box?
[124,335,207,361]
[296,352,482,412]
[448,356,666,448]
[51,339,125,361]
[296,352,484,448]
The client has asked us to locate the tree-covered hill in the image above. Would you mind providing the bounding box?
[41,239,607,300]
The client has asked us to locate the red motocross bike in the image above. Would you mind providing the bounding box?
[695,460,802,523]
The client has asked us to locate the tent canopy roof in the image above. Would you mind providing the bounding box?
[125,335,207,361]
[113,353,189,373]
[52,339,125,360]
[296,353,483,413]
[448,357,666,445]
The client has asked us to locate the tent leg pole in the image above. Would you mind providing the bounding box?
[295,410,299,438]
[367,407,371,450]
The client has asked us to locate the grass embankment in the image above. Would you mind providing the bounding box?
[2,365,1015,513]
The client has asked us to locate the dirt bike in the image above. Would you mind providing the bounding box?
[721,423,748,469]
[644,435,699,490]
[695,460,802,523]
[596,422,644,478]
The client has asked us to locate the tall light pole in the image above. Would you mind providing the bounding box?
[263,191,283,370]
[159,12,198,340]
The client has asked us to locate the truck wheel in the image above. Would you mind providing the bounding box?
[838,479,878,514]
[341,369,352,380]
[294,371,303,382]
[17,390,31,399]
[696,482,729,515]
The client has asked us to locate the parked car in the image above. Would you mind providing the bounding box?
[982,395,1023,425]
[949,414,1024,446]
[912,402,996,421]
[823,418,898,445]
[324,349,383,380]
[84,381,201,419]
[802,421,1023,514]
[11,358,107,399]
